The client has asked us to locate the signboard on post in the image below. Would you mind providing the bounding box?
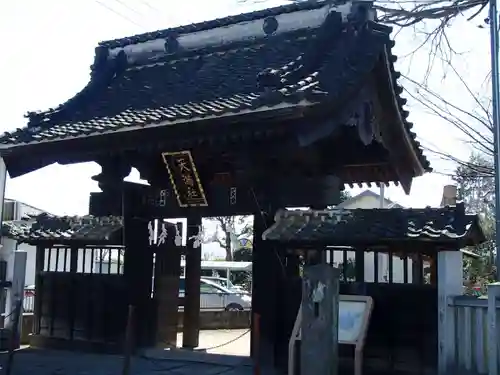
[162,151,208,207]
[238,238,253,249]
[289,294,373,375]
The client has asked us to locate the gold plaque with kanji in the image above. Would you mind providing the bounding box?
[161,151,208,207]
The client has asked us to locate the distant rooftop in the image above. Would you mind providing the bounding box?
[337,189,403,209]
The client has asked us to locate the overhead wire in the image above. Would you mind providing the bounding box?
[111,0,151,21]
[135,0,161,13]
[93,0,147,30]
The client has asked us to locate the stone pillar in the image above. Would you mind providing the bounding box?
[154,222,182,347]
[301,264,339,375]
[437,250,462,375]
[182,215,202,349]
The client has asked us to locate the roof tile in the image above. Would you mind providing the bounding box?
[2,213,124,244]
[262,203,485,247]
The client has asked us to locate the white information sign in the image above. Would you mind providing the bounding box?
[338,299,368,343]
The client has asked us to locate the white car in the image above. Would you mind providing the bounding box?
[179,277,251,311]
[201,276,247,293]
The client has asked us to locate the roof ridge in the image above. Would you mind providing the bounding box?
[98,1,331,49]
[275,205,461,217]
[24,49,126,129]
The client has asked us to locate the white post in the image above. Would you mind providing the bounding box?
[437,250,463,375]
[0,158,7,265]
[0,158,7,233]
[487,282,500,375]
[0,158,8,318]
[5,251,27,344]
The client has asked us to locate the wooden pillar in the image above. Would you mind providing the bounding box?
[252,208,282,368]
[67,246,78,340]
[34,245,45,335]
[154,222,182,347]
[182,215,202,349]
[121,186,156,348]
[412,253,424,284]
[355,247,365,283]
[280,251,302,369]
[429,254,438,285]
[92,160,159,348]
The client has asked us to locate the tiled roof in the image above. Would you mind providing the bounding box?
[2,213,123,244]
[0,1,427,177]
[262,203,485,247]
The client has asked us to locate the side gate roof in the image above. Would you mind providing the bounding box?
[262,202,486,249]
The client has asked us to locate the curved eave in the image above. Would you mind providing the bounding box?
[381,45,428,180]
[25,74,106,131]
[0,101,312,178]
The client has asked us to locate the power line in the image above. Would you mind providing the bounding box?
[94,0,147,30]
[136,0,161,13]
[111,0,149,21]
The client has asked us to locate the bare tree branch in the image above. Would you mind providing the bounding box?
[206,216,254,260]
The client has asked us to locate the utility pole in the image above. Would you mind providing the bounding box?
[489,0,500,280]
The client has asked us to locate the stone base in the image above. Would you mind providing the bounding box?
[0,328,15,351]
[29,335,123,354]
[140,346,253,367]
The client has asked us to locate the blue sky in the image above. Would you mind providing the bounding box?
[0,0,491,217]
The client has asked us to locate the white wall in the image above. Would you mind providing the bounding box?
[17,244,36,286]
[3,201,49,286]
[341,193,395,209]
[15,201,45,219]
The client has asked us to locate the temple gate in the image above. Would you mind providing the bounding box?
[0,1,441,373]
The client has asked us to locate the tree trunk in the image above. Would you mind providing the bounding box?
[225,232,232,261]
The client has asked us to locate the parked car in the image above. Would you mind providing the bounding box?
[179,277,251,311]
[201,276,246,293]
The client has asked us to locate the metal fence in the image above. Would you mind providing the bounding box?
[23,289,35,313]
[447,283,500,375]
[24,288,251,314]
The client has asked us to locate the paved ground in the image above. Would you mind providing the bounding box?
[0,348,254,375]
[0,330,260,375]
[176,329,251,356]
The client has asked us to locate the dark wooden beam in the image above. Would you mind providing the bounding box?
[182,215,202,349]
[3,107,301,178]
[154,223,183,347]
[252,207,283,368]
